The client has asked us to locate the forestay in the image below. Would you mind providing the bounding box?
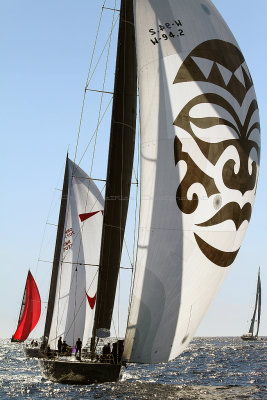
[48,159,104,349]
[124,0,260,363]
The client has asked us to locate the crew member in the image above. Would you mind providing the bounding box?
[57,336,62,353]
[75,337,82,358]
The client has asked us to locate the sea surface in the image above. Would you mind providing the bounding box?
[0,337,266,399]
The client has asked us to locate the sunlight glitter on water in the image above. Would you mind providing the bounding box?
[0,338,266,399]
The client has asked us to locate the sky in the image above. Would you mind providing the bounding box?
[1,0,267,340]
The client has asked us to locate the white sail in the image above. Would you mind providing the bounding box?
[48,159,104,349]
[124,0,260,363]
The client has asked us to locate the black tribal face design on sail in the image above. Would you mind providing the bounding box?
[173,40,260,267]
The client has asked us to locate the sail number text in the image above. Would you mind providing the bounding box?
[149,20,184,46]
[63,227,74,251]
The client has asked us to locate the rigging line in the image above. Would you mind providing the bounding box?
[89,2,117,179]
[59,181,106,267]
[72,171,101,308]
[39,258,131,270]
[133,115,141,266]
[38,259,100,267]
[119,0,126,296]
[73,266,78,345]
[85,88,113,95]
[34,162,65,277]
[71,177,107,182]
[131,168,138,185]
[52,160,75,341]
[128,111,141,319]
[85,14,120,92]
[55,260,64,343]
[123,236,133,268]
[78,98,112,165]
[54,270,99,344]
[118,270,120,338]
[53,169,79,335]
[59,182,106,266]
[70,0,114,273]
[111,317,118,339]
[54,263,77,344]
[61,158,98,259]
[53,175,105,338]
[131,90,140,183]
[55,160,84,339]
[103,7,120,12]
[53,2,114,344]
[37,304,47,322]
[58,162,77,265]
[74,0,107,164]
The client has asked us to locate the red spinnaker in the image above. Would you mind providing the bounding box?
[12,271,41,342]
[86,293,96,310]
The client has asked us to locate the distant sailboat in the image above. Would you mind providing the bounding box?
[241,269,261,341]
[38,0,260,384]
[11,271,41,343]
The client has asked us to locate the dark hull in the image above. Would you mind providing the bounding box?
[241,335,257,341]
[38,358,122,384]
[11,338,23,343]
[24,347,43,358]
[24,346,57,358]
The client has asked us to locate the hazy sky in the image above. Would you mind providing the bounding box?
[1,0,266,340]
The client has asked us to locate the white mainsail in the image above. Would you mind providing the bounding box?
[48,159,104,349]
[124,0,260,363]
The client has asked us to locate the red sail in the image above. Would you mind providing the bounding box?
[12,271,41,342]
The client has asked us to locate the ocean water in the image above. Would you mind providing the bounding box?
[0,337,266,399]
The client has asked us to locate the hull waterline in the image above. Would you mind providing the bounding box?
[11,338,23,343]
[24,346,43,358]
[38,358,122,384]
[241,335,258,341]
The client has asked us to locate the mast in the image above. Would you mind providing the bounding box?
[17,271,29,328]
[91,0,137,345]
[255,269,261,337]
[12,272,28,341]
[43,156,69,340]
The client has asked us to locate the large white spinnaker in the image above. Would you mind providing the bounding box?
[48,159,104,349]
[124,0,260,363]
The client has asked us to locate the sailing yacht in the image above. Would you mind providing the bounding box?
[241,269,261,341]
[38,0,260,384]
[11,271,41,343]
